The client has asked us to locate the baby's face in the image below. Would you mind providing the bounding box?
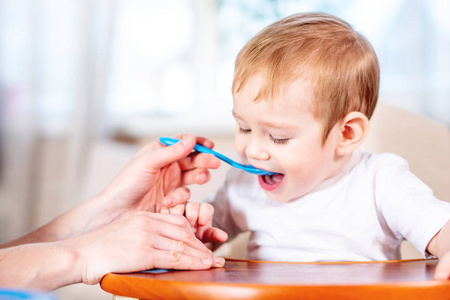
[232,75,342,202]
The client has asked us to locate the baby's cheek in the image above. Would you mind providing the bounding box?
[235,145,247,162]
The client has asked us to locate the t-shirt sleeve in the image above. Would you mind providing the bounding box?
[375,154,450,256]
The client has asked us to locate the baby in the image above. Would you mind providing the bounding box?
[163,12,450,279]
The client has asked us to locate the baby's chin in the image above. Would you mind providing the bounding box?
[263,191,299,203]
[260,179,310,203]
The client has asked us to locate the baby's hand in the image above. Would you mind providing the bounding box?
[434,252,450,280]
[161,203,228,244]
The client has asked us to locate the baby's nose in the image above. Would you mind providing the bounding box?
[245,140,270,161]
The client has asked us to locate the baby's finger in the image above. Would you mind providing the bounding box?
[164,187,191,208]
[169,204,186,216]
[434,253,450,280]
[185,202,201,233]
[198,203,214,226]
[200,227,229,244]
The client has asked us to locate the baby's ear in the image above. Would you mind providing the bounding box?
[335,112,370,156]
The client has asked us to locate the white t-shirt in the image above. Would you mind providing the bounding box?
[208,150,450,262]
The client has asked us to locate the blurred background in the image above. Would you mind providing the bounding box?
[0,0,449,298]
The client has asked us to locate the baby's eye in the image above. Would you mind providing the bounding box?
[271,136,290,145]
[239,128,251,134]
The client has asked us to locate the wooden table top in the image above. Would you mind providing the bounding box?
[100,258,450,300]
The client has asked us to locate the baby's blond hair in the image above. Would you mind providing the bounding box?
[233,12,379,143]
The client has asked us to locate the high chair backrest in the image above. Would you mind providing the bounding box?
[362,103,450,203]
[361,103,450,259]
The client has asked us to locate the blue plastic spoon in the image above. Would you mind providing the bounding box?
[159,137,275,176]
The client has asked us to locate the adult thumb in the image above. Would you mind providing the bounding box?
[148,134,196,169]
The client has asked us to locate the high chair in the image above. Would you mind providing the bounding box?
[99,103,450,299]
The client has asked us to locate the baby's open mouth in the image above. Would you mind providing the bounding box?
[258,173,285,191]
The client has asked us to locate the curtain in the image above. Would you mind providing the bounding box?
[0,0,116,241]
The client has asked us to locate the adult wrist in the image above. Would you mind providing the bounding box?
[44,241,82,289]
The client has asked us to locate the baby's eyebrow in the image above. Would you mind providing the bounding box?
[233,110,296,130]
[232,110,241,119]
[232,111,248,123]
[258,120,297,130]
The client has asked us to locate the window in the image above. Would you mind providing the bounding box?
[1,0,448,140]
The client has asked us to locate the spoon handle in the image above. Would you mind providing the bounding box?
[192,143,236,166]
[159,137,235,166]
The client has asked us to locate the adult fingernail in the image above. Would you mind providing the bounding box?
[164,197,174,207]
[181,135,194,146]
[202,258,212,265]
[214,256,225,266]
[196,173,207,183]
